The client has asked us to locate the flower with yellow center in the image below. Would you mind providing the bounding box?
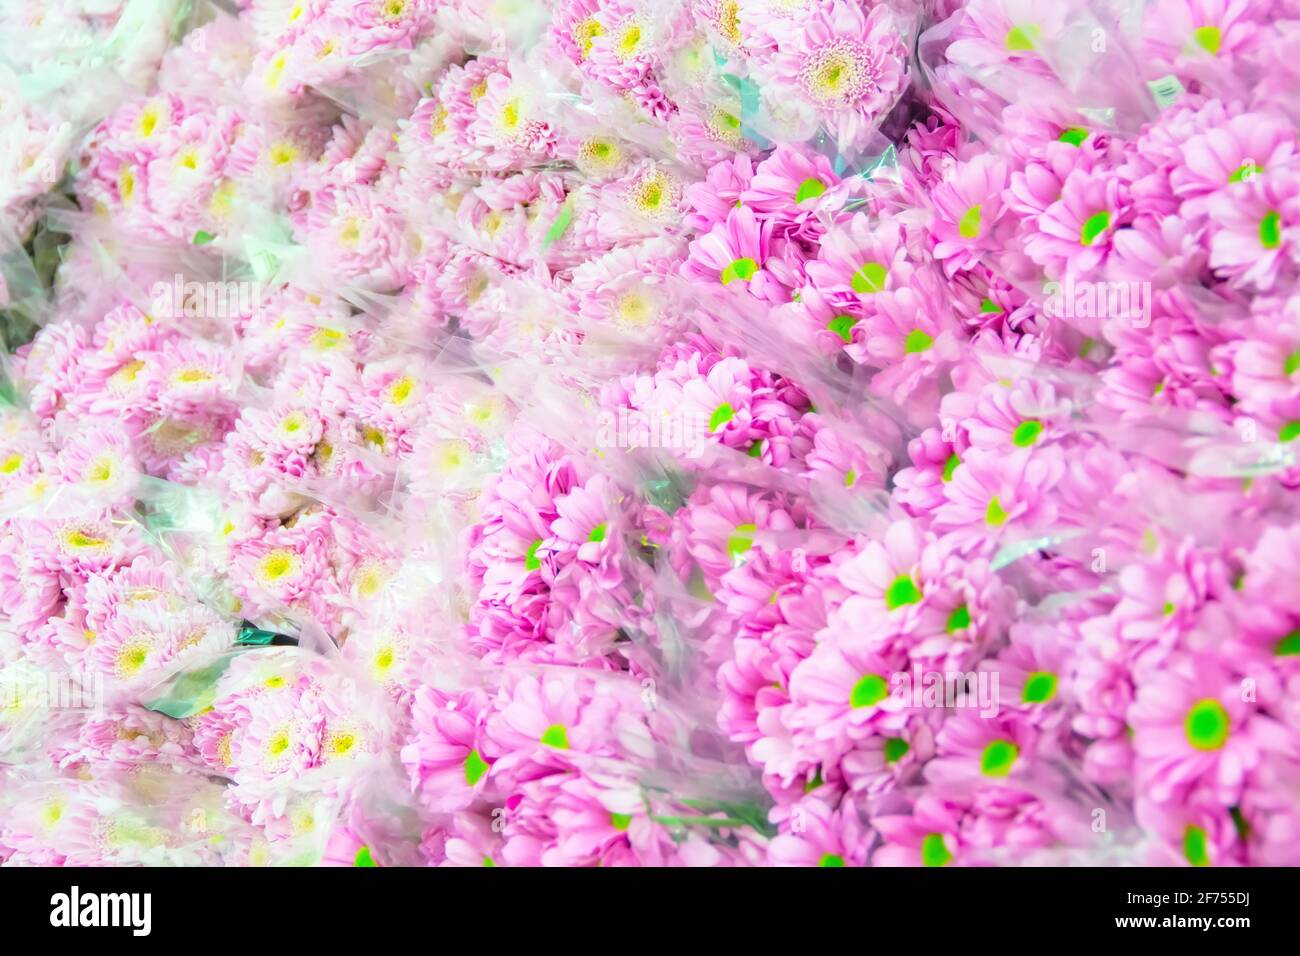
[626,168,682,222]
[59,524,112,554]
[387,376,416,407]
[265,51,288,89]
[429,438,473,477]
[465,395,506,430]
[499,98,522,135]
[279,410,311,439]
[324,724,364,761]
[311,327,347,351]
[209,179,237,218]
[370,636,403,682]
[138,103,162,139]
[353,561,391,599]
[338,218,362,247]
[172,366,216,387]
[255,549,301,587]
[40,801,65,829]
[614,288,657,327]
[800,38,875,108]
[574,16,604,58]
[0,453,22,475]
[614,19,648,60]
[114,636,155,680]
[264,724,295,767]
[118,166,137,205]
[84,454,117,485]
[466,270,490,304]
[216,731,234,768]
[430,103,449,137]
[716,0,741,44]
[577,138,623,175]
[708,108,744,147]
[268,142,298,166]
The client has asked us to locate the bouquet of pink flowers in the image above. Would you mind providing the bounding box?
[1,0,1299,869]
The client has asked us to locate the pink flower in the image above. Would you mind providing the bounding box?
[768,797,870,866]
[1130,654,1293,804]
[1207,171,1300,291]
[770,1,908,153]
[681,204,788,303]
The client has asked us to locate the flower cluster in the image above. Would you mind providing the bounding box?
[2,0,1299,868]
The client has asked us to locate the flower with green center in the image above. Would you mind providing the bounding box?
[921,832,953,867]
[1275,630,1300,656]
[849,673,889,708]
[1183,824,1211,866]
[1004,23,1040,51]
[747,440,764,458]
[1284,350,1300,376]
[1011,419,1043,447]
[958,205,982,239]
[804,767,824,793]
[945,604,970,634]
[980,738,1019,776]
[727,523,757,560]
[588,523,607,543]
[1279,421,1300,442]
[883,737,910,763]
[1229,162,1263,184]
[942,453,961,482]
[1021,671,1058,704]
[818,853,845,867]
[979,297,1002,314]
[827,314,856,344]
[524,538,543,571]
[710,402,735,432]
[1185,699,1230,751]
[1079,210,1111,246]
[464,749,489,786]
[721,257,759,285]
[985,496,1009,527]
[610,812,632,831]
[850,262,888,294]
[539,724,570,749]
[795,178,826,204]
[1260,210,1282,249]
[885,574,923,609]
[904,329,934,353]
[1058,127,1088,146]
[1192,25,1221,55]
[354,845,377,867]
